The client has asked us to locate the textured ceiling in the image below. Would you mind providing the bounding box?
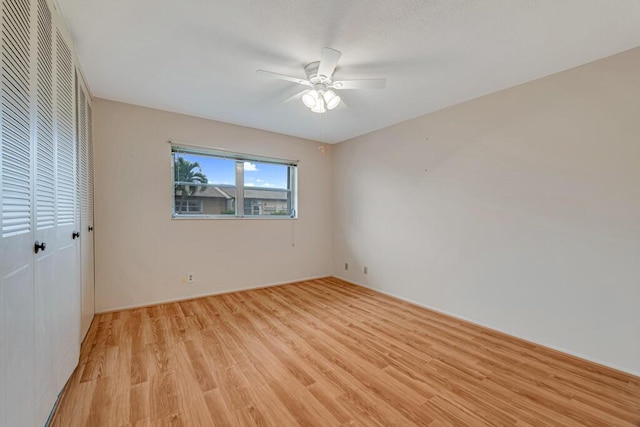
[56,0,640,143]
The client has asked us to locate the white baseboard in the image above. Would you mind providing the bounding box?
[332,275,640,378]
[95,274,331,314]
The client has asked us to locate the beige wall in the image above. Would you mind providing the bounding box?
[94,99,332,311]
[332,47,640,375]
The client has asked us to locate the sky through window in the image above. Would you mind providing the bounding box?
[178,154,288,189]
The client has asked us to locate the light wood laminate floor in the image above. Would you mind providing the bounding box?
[51,277,640,426]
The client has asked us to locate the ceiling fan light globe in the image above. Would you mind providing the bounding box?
[302,91,318,108]
[327,96,341,110]
[310,97,326,113]
[324,90,341,110]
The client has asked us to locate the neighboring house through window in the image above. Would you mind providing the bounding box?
[171,144,298,219]
[175,199,203,214]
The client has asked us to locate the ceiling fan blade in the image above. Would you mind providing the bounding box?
[280,89,306,104]
[332,78,386,90]
[256,70,311,86]
[317,47,341,79]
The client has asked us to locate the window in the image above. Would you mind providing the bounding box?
[171,144,297,219]
[175,200,203,214]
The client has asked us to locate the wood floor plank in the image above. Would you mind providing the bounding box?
[51,277,640,426]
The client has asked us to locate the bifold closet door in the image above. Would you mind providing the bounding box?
[1,0,81,425]
[33,0,61,423]
[77,79,94,341]
[1,0,37,425]
[54,25,80,391]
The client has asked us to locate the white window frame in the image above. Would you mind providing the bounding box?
[171,143,298,219]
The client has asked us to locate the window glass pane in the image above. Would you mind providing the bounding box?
[171,146,296,219]
[242,161,288,189]
[174,199,203,214]
[243,161,291,216]
[173,154,236,216]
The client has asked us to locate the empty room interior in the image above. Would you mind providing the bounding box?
[1,0,640,426]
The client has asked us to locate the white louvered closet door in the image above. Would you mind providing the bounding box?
[0,0,36,426]
[77,77,94,341]
[1,0,81,425]
[54,25,80,391]
[33,0,61,423]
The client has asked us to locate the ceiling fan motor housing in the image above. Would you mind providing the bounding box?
[305,61,332,86]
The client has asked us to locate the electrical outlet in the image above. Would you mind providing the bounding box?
[363,266,368,275]
[187,272,195,284]
[345,262,349,270]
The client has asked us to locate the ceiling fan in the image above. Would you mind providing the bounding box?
[257,47,386,113]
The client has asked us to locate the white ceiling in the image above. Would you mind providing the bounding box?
[56,0,640,143]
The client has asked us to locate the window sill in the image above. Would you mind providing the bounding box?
[172,215,298,220]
